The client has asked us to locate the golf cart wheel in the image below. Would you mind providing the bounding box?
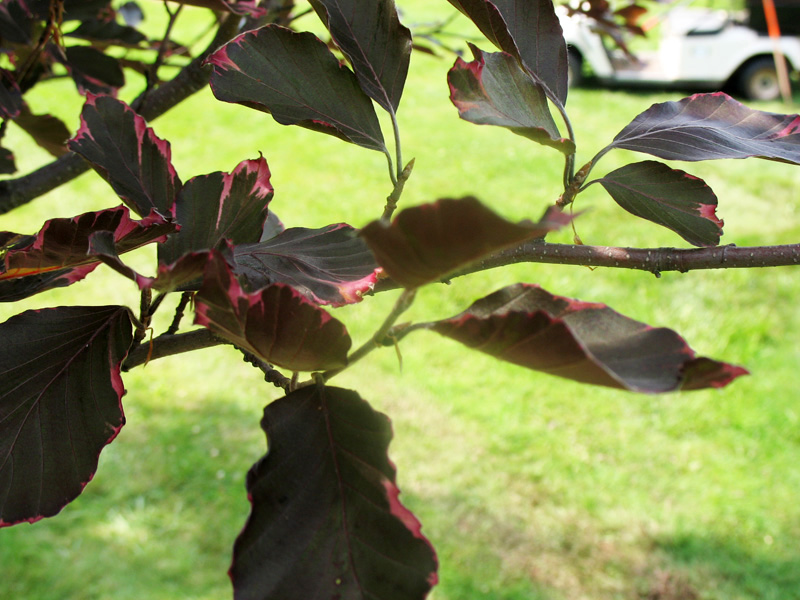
[738,57,780,101]
[567,49,583,88]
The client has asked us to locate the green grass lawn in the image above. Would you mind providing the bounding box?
[2,2,800,599]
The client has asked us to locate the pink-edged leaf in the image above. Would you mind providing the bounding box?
[448,45,573,154]
[595,160,722,247]
[14,105,71,157]
[161,0,265,16]
[62,45,125,95]
[308,0,412,113]
[0,206,175,301]
[0,68,23,119]
[207,26,387,154]
[361,196,572,289]
[68,95,181,217]
[232,384,438,600]
[431,283,748,393]
[605,92,800,164]
[233,224,380,307]
[446,0,568,103]
[0,305,132,526]
[194,253,351,371]
[160,156,273,265]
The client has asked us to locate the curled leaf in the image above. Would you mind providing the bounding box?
[431,283,747,393]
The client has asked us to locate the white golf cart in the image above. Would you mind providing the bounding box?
[560,1,800,100]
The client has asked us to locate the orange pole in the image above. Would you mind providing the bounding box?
[762,0,793,103]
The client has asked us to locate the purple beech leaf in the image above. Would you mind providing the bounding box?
[431,283,748,393]
[259,211,285,242]
[0,305,132,526]
[14,104,71,157]
[0,1,34,44]
[308,0,412,113]
[233,224,381,307]
[194,253,351,372]
[448,45,573,154]
[0,68,23,119]
[90,235,211,294]
[63,45,125,95]
[594,160,722,247]
[207,26,387,154]
[160,156,273,265]
[605,92,800,164]
[61,0,114,21]
[161,0,265,16]
[360,196,572,289]
[446,0,568,104]
[231,384,438,600]
[67,18,147,47]
[0,206,175,301]
[0,146,15,174]
[68,94,181,217]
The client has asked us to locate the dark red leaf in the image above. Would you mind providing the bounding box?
[194,253,351,372]
[309,0,412,113]
[0,1,34,44]
[233,224,380,306]
[595,160,722,247]
[160,156,273,265]
[446,0,568,103]
[431,283,748,393]
[361,196,572,288]
[0,146,15,175]
[605,92,800,164]
[63,46,125,95]
[14,104,71,157]
[207,26,387,153]
[448,45,573,154]
[232,384,438,600]
[0,68,23,119]
[0,206,175,301]
[160,0,265,16]
[0,305,132,526]
[66,18,147,46]
[68,95,181,217]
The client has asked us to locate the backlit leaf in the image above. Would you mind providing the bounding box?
[14,105,71,157]
[595,160,722,247]
[431,283,747,393]
[68,95,181,217]
[231,384,438,600]
[233,224,380,306]
[448,45,573,153]
[207,26,387,153]
[194,253,351,371]
[309,0,412,113]
[604,92,800,164]
[0,305,132,526]
[446,0,568,103]
[0,206,175,301]
[361,196,571,288]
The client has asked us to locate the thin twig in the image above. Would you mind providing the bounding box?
[166,292,193,336]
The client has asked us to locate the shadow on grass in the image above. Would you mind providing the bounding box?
[654,533,800,600]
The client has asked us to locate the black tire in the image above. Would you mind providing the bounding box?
[738,57,781,101]
[567,49,583,88]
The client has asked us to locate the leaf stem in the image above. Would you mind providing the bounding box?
[382,158,414,221]
[321,288,417,382]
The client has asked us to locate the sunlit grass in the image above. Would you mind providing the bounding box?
[2,2,800,599]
